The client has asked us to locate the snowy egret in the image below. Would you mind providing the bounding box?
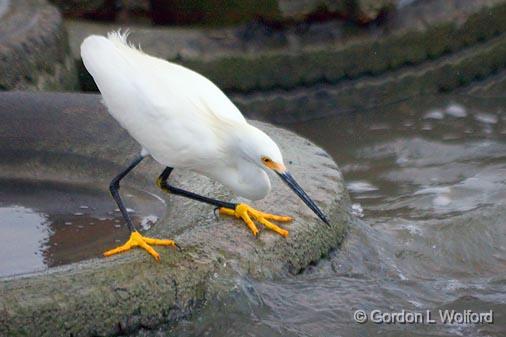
[81,31,329,261]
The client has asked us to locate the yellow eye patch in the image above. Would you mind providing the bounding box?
[261,156,286,172]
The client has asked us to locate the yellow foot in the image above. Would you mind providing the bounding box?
[103,231,177,262]
[219,203,293,237]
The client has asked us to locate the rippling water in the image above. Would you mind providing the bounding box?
[152,95,506,337]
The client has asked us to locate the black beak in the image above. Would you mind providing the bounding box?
[276,171,330,226]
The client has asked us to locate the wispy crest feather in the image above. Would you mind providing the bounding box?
[107,29,143,52]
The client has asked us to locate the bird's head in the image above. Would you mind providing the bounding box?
[242,126,284,172]
[238,125,330,226]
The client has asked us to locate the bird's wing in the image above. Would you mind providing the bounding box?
[81,32,250,167]
[81,31,247,126]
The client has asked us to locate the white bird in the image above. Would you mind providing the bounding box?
[81,31,329,261]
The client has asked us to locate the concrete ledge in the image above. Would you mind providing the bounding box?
[233,32,506,122]
[0,92,349,336]
[49,0,393,25]
[67,0,506,93]
[65,0,506,122]
[0,0,78,91]
[183,2,506,92]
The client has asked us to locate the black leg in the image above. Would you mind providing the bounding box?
[156,167,237,209]
[109,155,145,232]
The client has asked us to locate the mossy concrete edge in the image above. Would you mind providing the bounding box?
[67,1,506,93]
[233,32,506,123]
[0,92,350,337]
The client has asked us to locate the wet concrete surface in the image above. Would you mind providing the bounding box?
[0,92,349,337]
[0,178,165,276]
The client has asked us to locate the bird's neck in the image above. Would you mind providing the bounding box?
[226,123,260,162]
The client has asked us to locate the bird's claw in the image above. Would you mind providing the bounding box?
[213,207,220,220]
[103,231,178,262]
[219,203,293,237]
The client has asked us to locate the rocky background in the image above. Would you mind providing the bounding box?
[1,2,506,336]
[48,0,395,25]
[1,0,505,121]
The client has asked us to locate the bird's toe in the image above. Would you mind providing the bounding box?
[258,217,289,237]
[103,231,176,261]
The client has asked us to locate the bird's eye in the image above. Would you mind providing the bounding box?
[261,156,272,164]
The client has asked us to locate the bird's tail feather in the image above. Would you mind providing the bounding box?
[81,35,133,91]
[80,32,169,128]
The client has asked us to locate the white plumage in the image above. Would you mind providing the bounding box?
[81,31,283,200]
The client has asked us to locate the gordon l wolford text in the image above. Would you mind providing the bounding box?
[369,309,493,324]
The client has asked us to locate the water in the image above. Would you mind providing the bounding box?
[0,179,165,277]
[161,96,506,337]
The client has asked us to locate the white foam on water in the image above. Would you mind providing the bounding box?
[446,104,467,118]
[424,110,444,120]
[414,186,451,195]
[474,112,498,124]
[346,181,379,193]
[351,203,364,218]
[433,195,451,207]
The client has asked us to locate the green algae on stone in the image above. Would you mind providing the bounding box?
[231,32,506,122]
[178,1,506,92]
[0,92,349,337]
[68,1,506,96]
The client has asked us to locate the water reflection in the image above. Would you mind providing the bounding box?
[0,206,50,276]
[0,179,165,277]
